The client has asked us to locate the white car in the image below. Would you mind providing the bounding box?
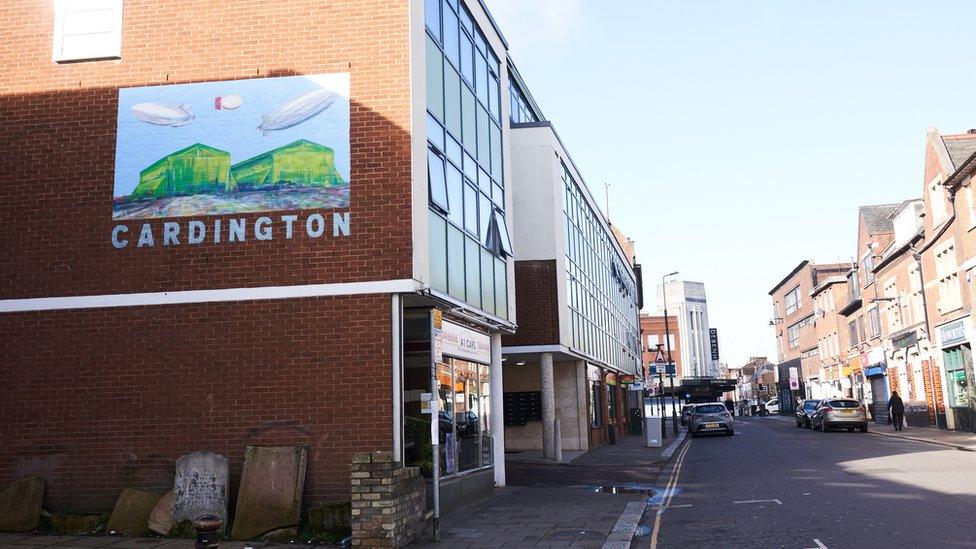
[763,398,779,415]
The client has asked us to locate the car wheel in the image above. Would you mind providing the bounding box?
[860,425,868,433]
[847,427,854,432]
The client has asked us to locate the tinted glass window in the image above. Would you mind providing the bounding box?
[830,400,860,408]
[803,401,819,411]
[696,404,726,414]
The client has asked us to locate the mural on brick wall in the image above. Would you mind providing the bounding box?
[113,73,350,220]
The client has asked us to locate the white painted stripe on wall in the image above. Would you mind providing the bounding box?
[0,279,424,313]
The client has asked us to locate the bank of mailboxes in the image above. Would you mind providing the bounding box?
[503,391,542,426]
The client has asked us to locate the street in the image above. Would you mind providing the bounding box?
[643,416,976,549]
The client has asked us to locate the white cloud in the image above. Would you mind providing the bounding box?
[484,0,583,51]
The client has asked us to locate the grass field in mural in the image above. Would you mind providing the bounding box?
[113,73,350,220]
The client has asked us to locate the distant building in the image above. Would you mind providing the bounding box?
[658,280,715,380]
[640,313,681,386]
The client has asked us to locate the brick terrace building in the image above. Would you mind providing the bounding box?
[0,0,537,516]
[640,313,681,385]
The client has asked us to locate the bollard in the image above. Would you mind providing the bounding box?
[192,514,223,549]
[554,418,563,463]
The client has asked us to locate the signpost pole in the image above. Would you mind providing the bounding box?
[429,310,442,541]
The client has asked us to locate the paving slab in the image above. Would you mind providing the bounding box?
[10,537,84,547]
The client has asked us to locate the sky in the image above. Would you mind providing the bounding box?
[483,0,976,367]
[114,73,350,196]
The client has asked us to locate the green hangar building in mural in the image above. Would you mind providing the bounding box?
[230,139,346,191]
[131,143,233,199]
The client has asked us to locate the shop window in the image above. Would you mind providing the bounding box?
[436,362,455,475]
[608,384,618,421]
[589,380,602,427]
[428,147,449,213]
[455,360,481,472]
[480,364,493,466]
[53,0,124,63]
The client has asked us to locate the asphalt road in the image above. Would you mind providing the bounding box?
[640,415,976,549]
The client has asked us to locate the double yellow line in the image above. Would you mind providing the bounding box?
[649,437,693,549]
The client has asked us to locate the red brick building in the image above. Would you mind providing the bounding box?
[0,0,519,516]
[640,314,681,382]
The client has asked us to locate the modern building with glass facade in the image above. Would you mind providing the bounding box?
[501,112,644,453]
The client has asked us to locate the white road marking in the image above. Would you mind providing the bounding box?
[804,539,828,549]
[649,437,693,549]
[733,499,783,505]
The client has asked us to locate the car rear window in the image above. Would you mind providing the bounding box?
[696,404,727,414]
[803,401,819,410]
[829,400,859,408]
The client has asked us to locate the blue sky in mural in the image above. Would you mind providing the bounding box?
[113,73,350,197]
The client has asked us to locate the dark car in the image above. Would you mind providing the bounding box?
[680,404,695,426]
[811,399,868,432]
[795,399,821,428]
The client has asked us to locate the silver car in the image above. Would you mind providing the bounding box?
[811,398,869,433]
[687,403,734,437]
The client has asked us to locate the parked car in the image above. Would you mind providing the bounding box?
[811,398,868,432]
[764,398,780,415]
[680,404,695,426]
[687,403,734,437]
[795,399,820,428]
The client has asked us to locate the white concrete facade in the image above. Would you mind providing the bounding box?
[658,280,716,380]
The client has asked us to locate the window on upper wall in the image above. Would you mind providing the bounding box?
[785,285,801,315]
[930,176,948,226]
[787,323,800,349]
[428,147,449,213]
[53,0,124,62]
[869,307,881,338]
[862,253,875,285]
[848,320,859,346]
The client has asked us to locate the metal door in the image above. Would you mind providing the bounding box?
[870,376,888,424]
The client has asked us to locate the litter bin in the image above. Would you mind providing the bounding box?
[630,408,643,435]
[645,416,662,447]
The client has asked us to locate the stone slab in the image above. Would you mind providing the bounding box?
[106,490,162,536]
[146,491,174,536]
[172,451,228,529]
[230,446,308,540]
[0,477,45,532]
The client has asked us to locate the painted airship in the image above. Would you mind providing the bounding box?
[258,88,337,135]
[131,103,195,127]
[215,94,243,110]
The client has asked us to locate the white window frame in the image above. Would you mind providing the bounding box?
[929,175,948,226]
[53,0,124,63]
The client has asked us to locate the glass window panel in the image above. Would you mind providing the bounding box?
[426,36,444,121]
[448,225,465,298]
[461,86,476,149]
[490,121,501,178]
[465,236,481,307]
[481,248,495,313]
[425,0,440,41]
[492,183,503,207]
[488,75,499,121]
[474,29,486,54]
[464,181,478,235]
[463,151,477,181]
[428,148,449,213]
[455,360,481,471]
[446,135,462,167]
[477,106,489,166]
[480,364,492,466]
[442,4,459,68]
[478,167,491,194]
[426,112,444,152]
[459,32,473,85]
[459,5,473,34]
[475,53,488,106]
[429,211,447,292]
[435,361,453,475]
[495,258,507,318]
[478,192,491,244]
[446,0,457,11]
[490,51,500,77]
[446,163,463,226]
[444,64,461,139]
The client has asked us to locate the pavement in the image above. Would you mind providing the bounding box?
[415,429,686,548]
[638,415,976,548]
[0,537,328,549]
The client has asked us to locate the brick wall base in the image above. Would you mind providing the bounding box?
[350,452,425,548]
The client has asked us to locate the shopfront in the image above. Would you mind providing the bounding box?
[864,348,888,424]
[939,319,975,432]
[403,310,496,512]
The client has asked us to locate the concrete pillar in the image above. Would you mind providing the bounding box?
[541,352,556,460]
[576,360,589,451]
[490,333,506,486]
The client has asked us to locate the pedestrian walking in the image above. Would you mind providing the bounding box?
[887,391,905,431]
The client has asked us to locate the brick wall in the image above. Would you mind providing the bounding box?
[0,294,393,511]
[0,0,413,300]
[503,260,558,346]
[350,451,425,548]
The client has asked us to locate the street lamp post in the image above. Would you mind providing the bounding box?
[663,271,679,435]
